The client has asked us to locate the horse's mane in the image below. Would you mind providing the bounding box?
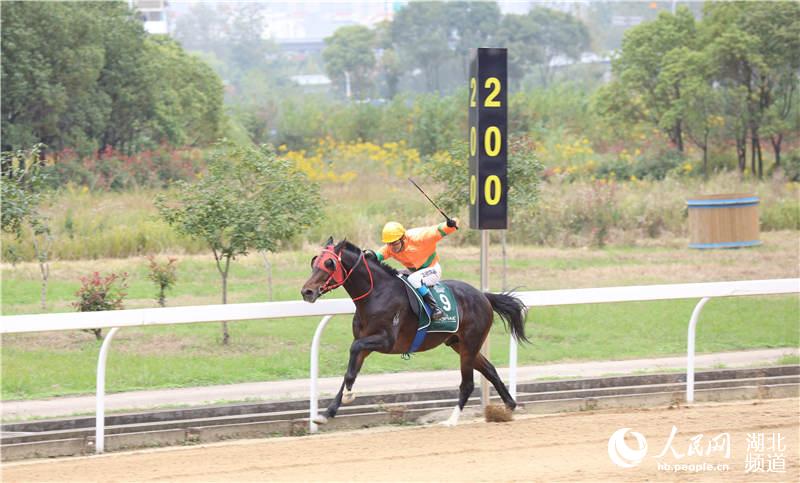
[336,239,399,277]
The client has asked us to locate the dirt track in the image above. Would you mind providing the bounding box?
[3,398,798,482]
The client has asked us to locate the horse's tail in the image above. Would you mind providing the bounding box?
[484,291,530,344]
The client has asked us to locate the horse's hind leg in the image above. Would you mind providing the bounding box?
[446,342,516,411]
[442,351,475,427]
[474,353,516,410]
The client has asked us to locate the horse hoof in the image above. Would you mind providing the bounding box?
[313,414,328,425]
[439,406,461,427]
[342,389,355,405]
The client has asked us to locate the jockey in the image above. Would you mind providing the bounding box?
[376,219,458,320]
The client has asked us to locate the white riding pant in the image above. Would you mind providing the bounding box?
[407,263,442,290]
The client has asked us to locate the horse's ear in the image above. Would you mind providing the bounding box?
[324,236,333,246]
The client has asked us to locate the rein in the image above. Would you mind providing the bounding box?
[316,246,374,301]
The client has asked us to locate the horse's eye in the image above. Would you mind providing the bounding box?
[311,256,318,269]
[324,259,336,270]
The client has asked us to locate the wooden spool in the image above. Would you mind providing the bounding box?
[687,193,760,249]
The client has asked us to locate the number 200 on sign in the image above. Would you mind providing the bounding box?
[469,75,504,207]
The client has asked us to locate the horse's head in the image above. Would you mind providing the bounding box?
[302,237,365,303]
[301,237,341,302]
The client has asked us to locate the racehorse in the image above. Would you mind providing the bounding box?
[301,237,529,426]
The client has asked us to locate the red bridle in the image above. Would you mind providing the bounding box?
[314,244,373,301]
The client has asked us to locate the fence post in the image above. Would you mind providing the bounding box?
[509,336,518,399]
[309,315,333,434]
[96,327,120,454]
[686,297,710,403]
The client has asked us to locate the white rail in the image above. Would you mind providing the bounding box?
[1,279,797,446]
[0,298,357,334]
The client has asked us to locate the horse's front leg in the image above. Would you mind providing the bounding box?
[340,349,368,404]
[316,332,393,423]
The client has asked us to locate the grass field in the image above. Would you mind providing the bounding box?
[2,231,798,401]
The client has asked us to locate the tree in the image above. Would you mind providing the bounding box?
[597,7,698,153]
[373,20,402,99]
[144,36,224,146]
[443,1,501,79]
[411,94,463,156]
[2,2,224,156]
[1,2,108,154]
[391,2,452,92]
[172,2,228,71]
[762,73,800,169]
[229,69,281,144]
[322,25,376,99]
[173,2,282,89]
[1,146,43,237]
[704,1,800,177]
[1,144,52,309]
[661,47,720,178]
[526,8,591,87]
[224,3,274,81]
[156,141,321,344]
[93,2,154,154]
[495,13,544,87]
[495,8,590,87]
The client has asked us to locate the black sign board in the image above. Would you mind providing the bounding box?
[468,48,507,230]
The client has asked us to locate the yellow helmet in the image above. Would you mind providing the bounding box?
[381,221,405,243]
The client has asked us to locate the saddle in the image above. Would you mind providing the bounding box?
[399,276,428,322]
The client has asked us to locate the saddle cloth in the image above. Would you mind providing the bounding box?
[398,275,460,333]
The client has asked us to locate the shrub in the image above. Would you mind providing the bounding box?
[580,180,619,248]
[632,149,686,180]
[595,157,633,181]
[781,149,800,182]
[147,256,178,307]
[73,271,128,340]
[281,137,421,183]
[45,144,204,191]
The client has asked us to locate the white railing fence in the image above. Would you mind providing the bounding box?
[1,279,797,450]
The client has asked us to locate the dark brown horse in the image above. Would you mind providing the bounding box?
[301,237,529,426]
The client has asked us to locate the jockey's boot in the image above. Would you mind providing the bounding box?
[422,292,445,321]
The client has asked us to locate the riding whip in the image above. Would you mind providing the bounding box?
[408,178,453,223]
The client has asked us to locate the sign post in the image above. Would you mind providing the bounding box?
[469,48,507,408]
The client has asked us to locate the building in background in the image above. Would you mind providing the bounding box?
[131,0,169,35]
